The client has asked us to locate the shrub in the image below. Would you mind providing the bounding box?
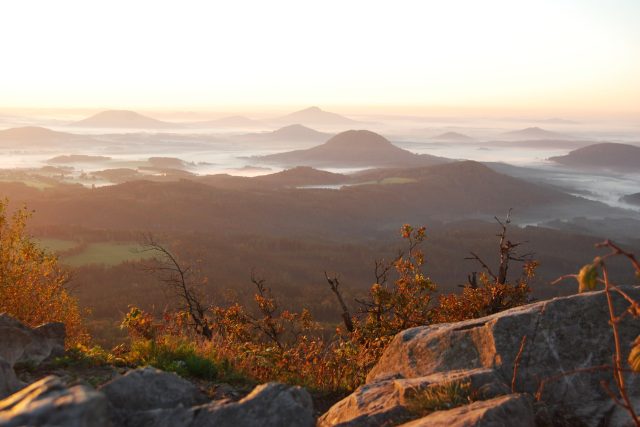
[0,200,88,345]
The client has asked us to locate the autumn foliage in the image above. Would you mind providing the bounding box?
[116,222,534,393]
[0,199,87,345]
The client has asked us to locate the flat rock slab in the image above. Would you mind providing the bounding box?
[398,394,534,427]
[318,368,509,427]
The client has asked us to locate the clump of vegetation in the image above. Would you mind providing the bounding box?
[404,381,475,416]
[126,338,218,381]
[0,199,88,345]
[1,196,534,396]
[52,344,121,368]
[432,212,534,323]
[116,217,533,394]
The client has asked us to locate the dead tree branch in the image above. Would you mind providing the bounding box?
[139,234,212,339]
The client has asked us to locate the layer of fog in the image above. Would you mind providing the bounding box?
[1,111,639,217]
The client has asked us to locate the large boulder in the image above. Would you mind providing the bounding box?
[0,376,109,427]
[129,382,314,427]
[0,314,65,367]
[192,382,315,427]
[322,288,640,426]
[99,366,208,425]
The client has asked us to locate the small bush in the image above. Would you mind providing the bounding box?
[53,344,123,368]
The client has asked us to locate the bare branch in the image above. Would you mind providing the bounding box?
[324,271,354,332]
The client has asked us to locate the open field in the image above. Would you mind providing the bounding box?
[36,238,154,267]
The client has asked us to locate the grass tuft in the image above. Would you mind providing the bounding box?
[404,380,475,416]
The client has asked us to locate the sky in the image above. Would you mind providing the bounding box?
[1,0,639,115]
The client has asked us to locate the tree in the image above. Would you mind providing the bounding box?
[139,235,213,339]
[0,199,87,345]
[431,210,534,323]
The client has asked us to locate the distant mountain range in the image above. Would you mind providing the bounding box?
[430,132,474,142]
[549,143,640,171]
[0,126,92,147]
[70,110,179,129]
[258,130,449,168]
[501,127,572,140]
[2,160,596,236]
[271,106,360,127]
[47,155,111,164]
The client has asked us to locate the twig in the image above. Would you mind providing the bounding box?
[511,335,527,393]
[602,263,640,424]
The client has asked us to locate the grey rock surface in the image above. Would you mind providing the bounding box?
[0,358,22,400]
[0,376,109,427]
[398,394,535,427]
[318,368,508,427]
[0,313,65,367]
[322,288,640,426]
[128,382,314,427]
[100,366,207,412]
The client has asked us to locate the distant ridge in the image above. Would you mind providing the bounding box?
[255,166,347,187]
[70,110,178,128]
[0,126,90,147]
[430,131,473,141]
[272,106,359,127]
[259,129,449,168]
[549,142,640,171]
[502,127,571,140]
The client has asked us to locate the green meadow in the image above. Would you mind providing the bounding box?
[36,239,155,267]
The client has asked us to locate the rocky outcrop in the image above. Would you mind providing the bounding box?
[0,376,109,427]
[318,368,509,427]
[195,382,314,427]
[321,288,640,426]
[0,309,313,427]
[125,382,315,427]
[0,314,65,399]
[0,314,65,367]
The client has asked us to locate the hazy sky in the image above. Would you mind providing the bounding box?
[1,0,639,114]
